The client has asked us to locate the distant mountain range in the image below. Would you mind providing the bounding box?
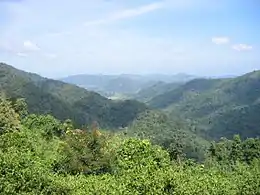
[60,73,197,98]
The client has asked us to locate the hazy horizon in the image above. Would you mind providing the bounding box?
[0,0,259,78]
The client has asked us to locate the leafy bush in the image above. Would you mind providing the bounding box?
[0,96,21,135]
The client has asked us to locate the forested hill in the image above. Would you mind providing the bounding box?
[148,70,260,140]
[0,63,147,128]
[133,81,182,102]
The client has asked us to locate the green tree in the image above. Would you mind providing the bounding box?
[230,134,243,162]
[22,114,64,138]
[0,96,21,135]
[55,130,114,175]
[12,98,29,119]
[115,138,170,172]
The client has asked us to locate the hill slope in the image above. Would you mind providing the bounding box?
[0,63,147,128]
[148,71,260,140]
[126,110,209,161]
[133,81,182,102]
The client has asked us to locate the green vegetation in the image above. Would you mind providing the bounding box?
[133,81,182,102]
[127,110,209,161]
[1,63,260,194]
[0,63,147,129]
[0,96,259,194]
[148,71,260,140]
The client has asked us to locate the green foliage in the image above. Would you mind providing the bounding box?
[0,96,21,134]
[128,110,209,161]
[0,127,70,194]
[22,114,65,138]
[55,130,115,175]
[115,138,170,172]
[208,135,260,165]
[0,109,259,194]
[1,76,260,194]
[10,98,29,119]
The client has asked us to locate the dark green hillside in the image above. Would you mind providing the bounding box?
[148,71,260,140]
[133,81,182,102]
[127,110,209,161]
[0,63,147,128]
[148,78,224,109]
[0,63,75,121]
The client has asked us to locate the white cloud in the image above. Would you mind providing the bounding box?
[232,44,253,51]
[84,2,164,26]
[23,40,40,51]
[0,39,37,53]
[0,39,41,57]
[1,0,258,77]
[212,37,230,45]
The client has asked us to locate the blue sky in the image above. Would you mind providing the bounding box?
[0,0,259,78]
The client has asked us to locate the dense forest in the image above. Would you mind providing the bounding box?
[0,95,260,194]
[148,71,260,140]
[0,63,147,128]
[1,63,260,194]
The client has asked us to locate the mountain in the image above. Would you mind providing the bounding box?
[148,70,260,140]
[60,73,197,98]
[0,63,147,128]
[60,74,148,96]
[133,81,182,102]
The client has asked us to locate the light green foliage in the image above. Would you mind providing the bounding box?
[115,138,170,172]
[0,128,70,194]
[55,130,115,175]
[11,98,29,119]
[0,96,260,194]
[208,135,260,165]
[0,96,21,134]
[22,114,65,138]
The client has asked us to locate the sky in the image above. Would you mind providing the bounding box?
[0,0,259,78]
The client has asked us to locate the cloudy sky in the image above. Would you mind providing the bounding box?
[0,0,259,78]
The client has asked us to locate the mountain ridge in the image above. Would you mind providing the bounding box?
[0,63,148,128]
[148,70,260,140]
[60,73,197,98]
